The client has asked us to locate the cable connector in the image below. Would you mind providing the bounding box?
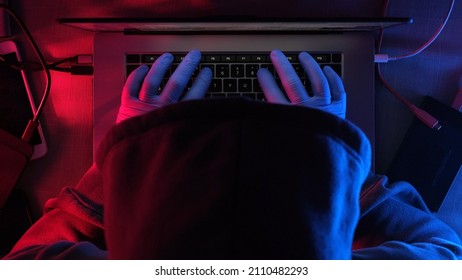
[70,65,93,75]
[410,104,442,130]
[49,54,94,75]
[77,54,93,64]
[73,54,93,75]
[374,54,392,63]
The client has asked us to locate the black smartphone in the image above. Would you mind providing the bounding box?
[0,40,47,159]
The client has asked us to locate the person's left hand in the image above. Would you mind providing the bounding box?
[257,50,346,119]
[116,49,213,123]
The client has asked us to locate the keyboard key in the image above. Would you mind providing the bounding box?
[221,55,236,62]
[302,79,313,96]
[223,79,237,92]
[126,65,139,76]
[321,64,342,77]
[201,64,214,73]
[174,54,187,63]
[205,55,221,62]
[242,93,257,100]
[216,65,230,78]
[256,93,266,101]
[313,54,331,63]
[285,54,298,62]
[126,54,140,63]
[260,64,275,75]
[169,63,179,75]
[141,54,159,63]
[231,65,245,77]
[253,78,262,93]
[292,64,305,78]
[209,79,223,92]
[236,55,251,62]
[238,79,253,92]
[227,93,242,98]
[185,80,193,92]
[246,64,260,77]
[332,53,342,63]
[191,66,200,78]
[157,79,169,94]
[252,54,267,62]
[209,93,226,98]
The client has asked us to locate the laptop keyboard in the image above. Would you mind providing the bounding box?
[126,52,342,100]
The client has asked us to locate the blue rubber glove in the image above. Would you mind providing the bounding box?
[257,50,346,119]
[116,49,213,123]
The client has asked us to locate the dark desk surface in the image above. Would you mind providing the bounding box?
[8,1,462,234]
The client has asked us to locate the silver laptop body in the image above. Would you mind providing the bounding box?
[58,18,410,165]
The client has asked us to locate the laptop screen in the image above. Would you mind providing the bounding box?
[58,17,412,33]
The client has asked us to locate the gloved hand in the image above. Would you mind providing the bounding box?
[257,50,346,119]
[116,49,213,123]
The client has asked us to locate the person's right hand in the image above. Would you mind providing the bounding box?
[257,50,346,119]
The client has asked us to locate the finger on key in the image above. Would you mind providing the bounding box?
[161,49,202,103]
[183,67,213,100]
[299,52,330,104]
[271,50,308,104]
[139,53,174,102]
[122,64,149,101]
[257,67,289,104]
[323,66,346,102]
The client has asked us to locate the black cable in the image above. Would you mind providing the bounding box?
[0,54,43,71]
[48,65,72,73]
[1,52,83,73]
[49,55,77,67]
[0,3,51,142]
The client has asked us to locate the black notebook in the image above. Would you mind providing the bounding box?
[387,96,462,212]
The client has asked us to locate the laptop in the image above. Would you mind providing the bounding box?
[59,17,412,165]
